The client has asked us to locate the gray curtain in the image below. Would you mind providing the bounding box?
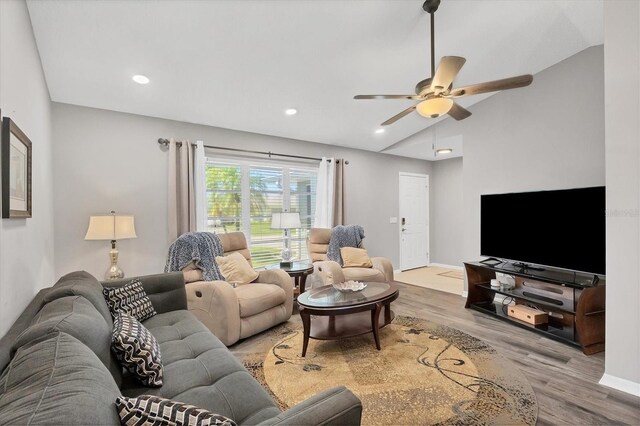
[168,138,197,241]
[332,158,345,226]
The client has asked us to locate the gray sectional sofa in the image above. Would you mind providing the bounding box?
[0,271,362,425]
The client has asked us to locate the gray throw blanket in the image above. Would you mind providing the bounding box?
[165,232,225,281]
[327,225,365,266]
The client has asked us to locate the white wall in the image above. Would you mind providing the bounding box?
[600,1,640,396]
[52,103,431,279]
[415,46,605,271]
[430,157,463,267]
[0,0,55,336]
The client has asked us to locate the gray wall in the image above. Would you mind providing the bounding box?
[0,0,56,336]
[415,46,605,274]
[602,1,640,393]
[51,103,431,279]
[430,157,463,266]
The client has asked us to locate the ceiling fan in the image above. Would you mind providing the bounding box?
[354,0,533,126]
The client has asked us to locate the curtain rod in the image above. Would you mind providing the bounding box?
[157,138,348,164]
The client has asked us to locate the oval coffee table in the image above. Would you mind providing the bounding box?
[297,281,400,357]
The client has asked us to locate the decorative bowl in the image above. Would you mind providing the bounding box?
[332,280,367,293]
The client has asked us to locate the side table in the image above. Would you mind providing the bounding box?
[265,261,314,294]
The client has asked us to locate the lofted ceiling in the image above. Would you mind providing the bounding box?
[26,0,602,160]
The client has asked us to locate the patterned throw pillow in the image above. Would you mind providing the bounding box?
[103,279,157,321]
[116,395,237,426]
[111,313,163,387]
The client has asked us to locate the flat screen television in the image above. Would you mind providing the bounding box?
[480,186,606,275]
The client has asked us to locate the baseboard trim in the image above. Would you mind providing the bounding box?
[599,373,640,397]
[461,290,468,298]
[393,269,402,275]
[428,262,463,270]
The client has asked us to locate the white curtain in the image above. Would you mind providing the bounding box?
[314,157,336,228]
[168,139,207,241]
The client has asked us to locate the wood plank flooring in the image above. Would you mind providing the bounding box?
[231,282,640,425]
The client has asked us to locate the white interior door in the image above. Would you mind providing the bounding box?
[399,173,429,271]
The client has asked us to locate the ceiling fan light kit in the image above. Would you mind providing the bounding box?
[354,0,533,126]
[416,98,453,118]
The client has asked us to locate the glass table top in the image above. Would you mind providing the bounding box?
[297,282,395,308]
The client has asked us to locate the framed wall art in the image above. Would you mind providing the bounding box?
[1,116,32,218]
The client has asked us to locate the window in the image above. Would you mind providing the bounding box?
[205,158,317,267]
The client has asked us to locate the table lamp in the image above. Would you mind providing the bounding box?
[271,212,301,267]
[85,211,137,280]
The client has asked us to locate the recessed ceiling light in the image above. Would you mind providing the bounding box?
[132,75,150,85]
[285,108,297,115]
[375,128,385,134]
[436,148,453,154]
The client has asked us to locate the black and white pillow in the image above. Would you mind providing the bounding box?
[103,279,157,321]
[116,395,237,426]
[111,313,163,387]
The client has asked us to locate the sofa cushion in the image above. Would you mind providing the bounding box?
[215,252,259,285]
[340,247,373,268]
[112,313,163,387]
[122,310,280,424]
[116,395,237,426]
[11,295,123,387]
[44,270,113,327]
[0,332,121,425]
[103,279,157,321]
[342,267,386,282]
[235,284,286,318]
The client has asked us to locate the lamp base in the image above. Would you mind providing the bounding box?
[104,246,124,281]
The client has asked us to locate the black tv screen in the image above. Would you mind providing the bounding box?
[480,186,605,275]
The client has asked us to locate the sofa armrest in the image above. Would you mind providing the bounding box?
[312,261,345,286]
[371,257,394,282]
[102,272,187,314]
[185,280,241,346]
[256,386,362,426]
[256,269,294,316]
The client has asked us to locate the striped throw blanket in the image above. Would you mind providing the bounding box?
[165,232,225,281]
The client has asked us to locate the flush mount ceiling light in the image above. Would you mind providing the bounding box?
[436,148,453,154]
[285,108,297,115]
[375,128,385,134]
[416,98,453,118]
[132,75,150,85]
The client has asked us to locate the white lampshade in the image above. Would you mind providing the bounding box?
[85,213,137,240]
[416,97,453,118]
[271,212,301,229]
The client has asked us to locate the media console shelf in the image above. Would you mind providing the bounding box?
[464,261,605,355]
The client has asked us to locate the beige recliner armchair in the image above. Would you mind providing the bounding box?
[182,232,293,346]
[308,228,394,287]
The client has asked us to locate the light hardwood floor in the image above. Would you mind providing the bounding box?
[231,283,640,425]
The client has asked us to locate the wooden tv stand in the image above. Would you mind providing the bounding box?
[464,261,605,355]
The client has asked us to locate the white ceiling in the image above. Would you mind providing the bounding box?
[26,0,602,160]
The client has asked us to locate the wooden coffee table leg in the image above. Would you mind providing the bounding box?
[384,303,391,324]
[300,307,311,357]
[371,303,382,350]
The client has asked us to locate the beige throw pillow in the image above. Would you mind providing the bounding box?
[341,247,373,268]
[215,252,259,284]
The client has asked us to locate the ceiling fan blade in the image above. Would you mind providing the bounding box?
[431,56,466,94]
[449,74,533,97]
[354,95,422,100]
[448,102,471,121]
[381,105,416,126]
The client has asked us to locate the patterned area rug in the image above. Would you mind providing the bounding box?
[242,316,537,426]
